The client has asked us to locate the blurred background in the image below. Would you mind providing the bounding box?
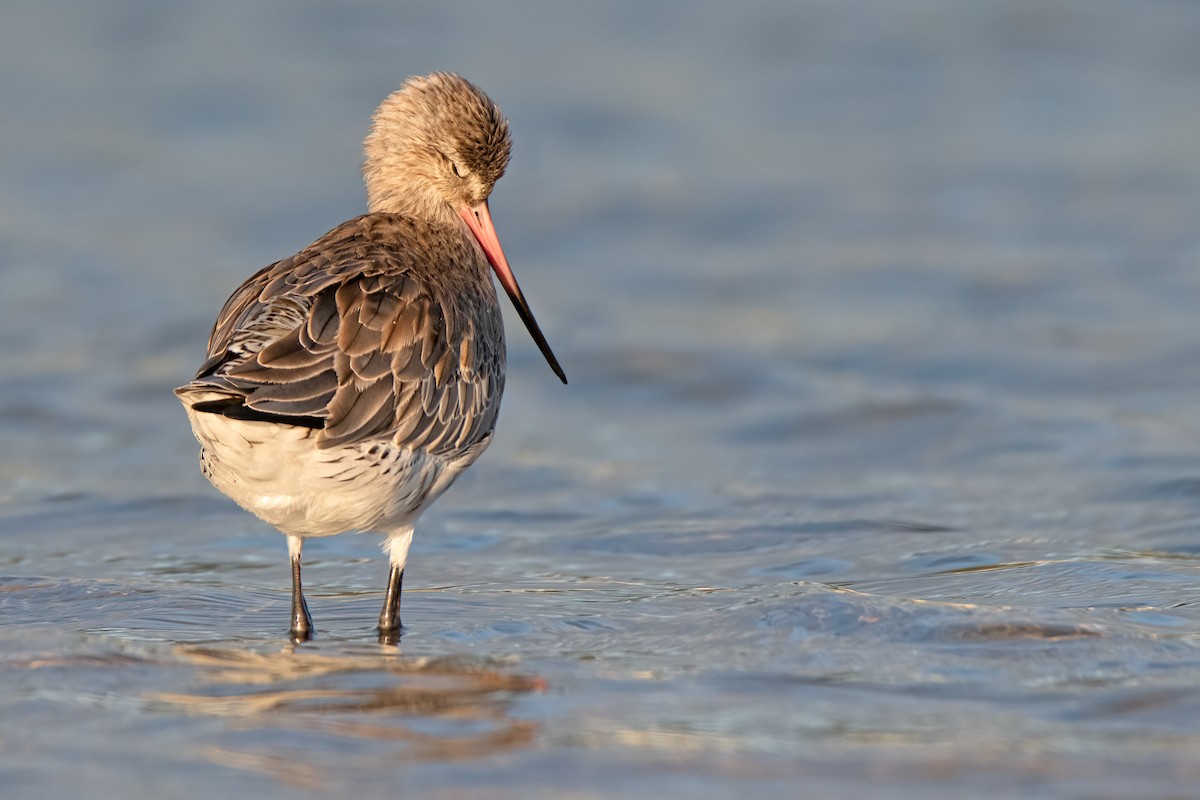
[3,2,1200,798]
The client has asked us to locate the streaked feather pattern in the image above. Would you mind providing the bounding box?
[176,213,504,454]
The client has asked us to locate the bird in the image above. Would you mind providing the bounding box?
[175,73,566,644]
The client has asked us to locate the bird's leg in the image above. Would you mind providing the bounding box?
[378,527,414,645]
[378,564,403,644]
[288,534,313,642]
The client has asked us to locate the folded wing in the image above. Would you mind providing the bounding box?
[175,217,502,454]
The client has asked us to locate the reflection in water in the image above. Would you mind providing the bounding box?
[148,646,542,786]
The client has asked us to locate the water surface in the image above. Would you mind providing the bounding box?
[3,2,1200,797]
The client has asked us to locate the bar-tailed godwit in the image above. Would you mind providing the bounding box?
[176,73,565,643]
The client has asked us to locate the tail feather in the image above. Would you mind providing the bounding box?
[175,378,324,430]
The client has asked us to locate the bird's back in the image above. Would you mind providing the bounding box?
[176,213,506,535]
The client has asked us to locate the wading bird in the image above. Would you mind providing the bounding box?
[176,73,565,643]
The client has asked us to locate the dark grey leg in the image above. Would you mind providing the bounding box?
[377,564,404,644]
[291,551,313,642]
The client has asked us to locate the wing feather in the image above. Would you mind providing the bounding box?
[175,214,504,455]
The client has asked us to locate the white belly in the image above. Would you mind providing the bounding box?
[184,409,488,537]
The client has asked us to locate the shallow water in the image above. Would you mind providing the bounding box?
[4,1,1200,797]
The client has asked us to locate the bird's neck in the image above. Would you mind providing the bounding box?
[363,157,459,229]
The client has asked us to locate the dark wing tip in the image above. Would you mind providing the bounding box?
[189,397,326,430]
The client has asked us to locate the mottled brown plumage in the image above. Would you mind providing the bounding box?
[190,215,503,452]
[175,73,564,643]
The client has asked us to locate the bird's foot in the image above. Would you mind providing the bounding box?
[291,594,314,643]
[377,623,402,646]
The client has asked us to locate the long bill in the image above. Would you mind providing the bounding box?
[460,200,567,384]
